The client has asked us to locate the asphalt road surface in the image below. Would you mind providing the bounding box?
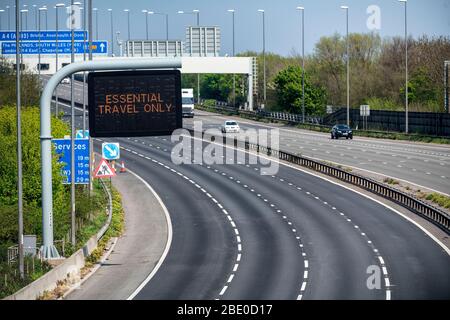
[42,75,450,196]
[51,96,450,300]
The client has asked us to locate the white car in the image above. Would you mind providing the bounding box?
[221,120,240,133]
[61,77,71,84]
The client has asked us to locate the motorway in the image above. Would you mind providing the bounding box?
[46,78,450,299]
[42,75,450,196]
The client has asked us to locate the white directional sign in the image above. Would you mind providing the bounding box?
[360,105,370,117]
[94,159,116,178]
[102,142,120,160]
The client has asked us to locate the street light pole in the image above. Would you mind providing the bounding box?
[33,4,37,30]
[15,0,24,280]
[258,9,266,109]
[108,9,113,56]
[296,7,305,123]
[341,6,350,127]
[142,10,149,40]
[124,9,130,56]
[38,7,47,86]
[149,11,169,40]
[55,4,65,118]
[228,9,236,107]
[93,7,98,40]
[0,9,4,31]
[399,0,409,133]
[6,5,11,30]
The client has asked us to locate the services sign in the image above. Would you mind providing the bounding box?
[88,70,182,137]
[52,139,90,184]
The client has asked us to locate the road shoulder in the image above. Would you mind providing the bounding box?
[66,169,170,300]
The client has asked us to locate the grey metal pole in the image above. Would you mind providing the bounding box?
[346,9,349,127]
[39,58,182,259]
[228,9,236,107]
[15,0,24,279]
[70,0,76,247]
[404,1,409,133]
[108,9,113,56]
[0,10,4,31]
[7,6,11,30]
[143,10,148,40]
[94,8,98,40]
[341,6,350,127]
[55,4,63,118]
[82,1,86,133]
[33,5,37,30]
[166,14,169,40]
[88,0,93,193]
[258,10,266,108]
[124,9,130,57]
[302,8,305,123]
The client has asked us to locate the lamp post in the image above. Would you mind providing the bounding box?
[0,9,5,31]
[55,3,65,118]
[93,7,98,40]
[20,9,28,31]
[38,7,47,82]
[178,9,201,103]
[142,10,149,40]
[399,0,408,133]
[297,6,305,123]
[124,9,130,56]
[108,8,113,56]
[149,11,169,40]
[22,5,28,30]
[228,9,236,107]
[33,4,37,30]
[341,5,350,127]
[6,5,11,30]
[258,9,266,109]
[15,0,24,280]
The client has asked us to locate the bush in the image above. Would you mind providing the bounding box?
[0,107,70,242]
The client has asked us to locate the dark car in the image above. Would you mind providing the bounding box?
[331,124,353,139]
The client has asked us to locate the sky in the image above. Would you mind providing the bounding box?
[0,0,449,56]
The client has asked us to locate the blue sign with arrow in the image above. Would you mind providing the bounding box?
[76,130,89,139]
[53,139,90,184]
[1,40,108,55]
[102,143,120,160]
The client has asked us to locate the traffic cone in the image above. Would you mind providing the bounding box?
[120,160,127,173]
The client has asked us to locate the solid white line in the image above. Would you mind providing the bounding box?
[126,168,173,300]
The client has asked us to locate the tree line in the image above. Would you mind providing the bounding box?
[183,34,450,115]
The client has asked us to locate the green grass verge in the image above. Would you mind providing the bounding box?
[425,193,450,209]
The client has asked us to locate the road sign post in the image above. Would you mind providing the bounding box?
[40,58,181,259]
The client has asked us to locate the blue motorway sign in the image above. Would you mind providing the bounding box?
[76,130,89,139]
[102,143,120,160]
[0,30,88,42]
[1,41,108,55]
[53,139,90,184]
